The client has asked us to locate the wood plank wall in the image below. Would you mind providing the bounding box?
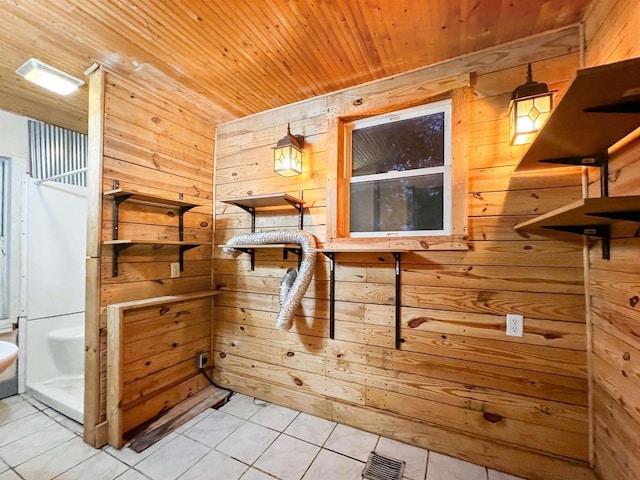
[583,1,640,479]
[213,28,593,480]
[85,68,215,446]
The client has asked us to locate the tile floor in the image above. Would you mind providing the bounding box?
[0,392,526,480]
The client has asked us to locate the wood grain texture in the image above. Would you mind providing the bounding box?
[92,69,215,447]
[107,295,215,447]
[213,32,590,478]
[84,67,105,446]
[583,2,640,479]
[0,2,588,132]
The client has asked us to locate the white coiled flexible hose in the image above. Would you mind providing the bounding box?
[222,230,316,330]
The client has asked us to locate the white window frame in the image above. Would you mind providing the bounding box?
[0,157,9,322]
[344,99,452,238]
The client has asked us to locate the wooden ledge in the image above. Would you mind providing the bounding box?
[106,290,222,311]
[321,236,469,251]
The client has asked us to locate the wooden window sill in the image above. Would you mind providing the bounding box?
[321,235,469,251]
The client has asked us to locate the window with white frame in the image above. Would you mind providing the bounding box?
[0,157,9,322]
[344,99,452,237]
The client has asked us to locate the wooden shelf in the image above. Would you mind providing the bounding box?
[107,290,222,310]
[514,196,640,260]
[314,248,409,253]
[103,240,210,246]
[104,181,207,276]
[514,196,640,231]
[516,57,640,172]
[221,193,304,209]
[220,243,300,250]
[104,188,201,209]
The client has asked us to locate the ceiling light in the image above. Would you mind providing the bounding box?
[509,63,553,146]
[16,58,84,96]
[273,123,304,177]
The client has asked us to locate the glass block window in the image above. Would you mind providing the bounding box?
[345,100,452,237]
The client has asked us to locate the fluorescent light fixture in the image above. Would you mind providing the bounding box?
[16,58,84,95]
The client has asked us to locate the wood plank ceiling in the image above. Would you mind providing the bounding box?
[0,0,592,133]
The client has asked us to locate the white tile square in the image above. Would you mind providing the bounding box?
[375,437,428,480]
[179,450,247,480]
[15,436,99,480]
[0,397,22,407]
[60,417,84,436]
[241,469,278,480]
[488,469,526,480]
[183,410,244,448]
[0,470,21,480]
[0,400,38,426]
[0,458,7,473]
[216,422,278,465]
[136,435,209,480]
[116,470,151,480]
[0,411,55,447]
[303,449,364,480]
[22,397,47,411]
[105,433,179,467]
[43,408,66,422]
[250,403,299,432]
[254,435,319,480]
[56,451,128,479]
[0,422,75,467]
[175,409,212,434]
[324,424,379,462]
[284,413,336,446]
[426,452,487,480]
[220,394,266,420]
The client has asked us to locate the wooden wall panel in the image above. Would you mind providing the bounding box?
[213,30,589,480]
[106,294,216,447]
[583,1,640,479]
[86,69,215,446]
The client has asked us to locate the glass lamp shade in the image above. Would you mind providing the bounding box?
[273,144,303,176]
[273,125,304,177]
[509,92,553,145]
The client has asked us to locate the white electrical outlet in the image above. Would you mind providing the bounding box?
[506,314,524,337]
[170,262,180,278]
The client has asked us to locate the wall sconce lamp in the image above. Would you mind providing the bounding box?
[509,63,553,145]
[273,123,304,177]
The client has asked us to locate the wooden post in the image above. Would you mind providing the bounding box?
[84,65,105,447]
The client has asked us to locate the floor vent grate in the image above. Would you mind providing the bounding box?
[362,451,405,480]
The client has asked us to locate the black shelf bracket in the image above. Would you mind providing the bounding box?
[283,197,305,230]
[540,152,609,197]
[234,247,255,270]
[112,194,132,242]
[111,243,134,277]
[586,210,640,222]
[234,204,257,233]
[321,251,403,348]
[283,247,303,270]
[178,205,195,241]
[544,224,611,260]
[393,252,403,349]
[321,252,336,340]
[179,244,199,271]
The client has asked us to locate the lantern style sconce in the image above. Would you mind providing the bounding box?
[273,123,304,177]
[509,63,553,145]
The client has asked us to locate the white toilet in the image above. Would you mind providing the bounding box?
[47,326,85,376]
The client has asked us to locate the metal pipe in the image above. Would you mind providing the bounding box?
[223,230,316,330]
[35,167,89,185]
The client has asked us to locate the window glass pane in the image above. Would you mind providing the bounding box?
[352,112,444,176]
[350,174,443,233]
